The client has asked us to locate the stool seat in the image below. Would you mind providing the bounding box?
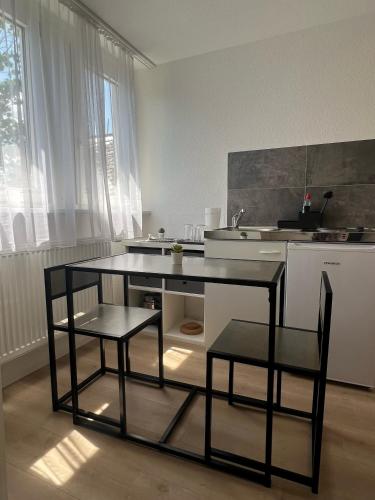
[57,304,160,340]
[209,319,320,374]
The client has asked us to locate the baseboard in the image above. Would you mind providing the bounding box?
[1,334,94,388]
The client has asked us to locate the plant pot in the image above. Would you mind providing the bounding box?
[158,232,165,239]
[171,252,183,265]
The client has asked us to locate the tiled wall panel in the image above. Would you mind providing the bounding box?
[228,139,375,228]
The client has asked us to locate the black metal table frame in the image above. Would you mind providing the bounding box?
[56,257,318,489]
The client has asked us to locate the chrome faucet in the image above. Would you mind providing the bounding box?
[231,208,246,229]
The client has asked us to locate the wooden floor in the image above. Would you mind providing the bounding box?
[3,333,375,499]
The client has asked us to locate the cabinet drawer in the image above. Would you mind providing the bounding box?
[184,250,204,257]
[165,249,204,257]
[129,276,162,289]
[205,240,286,261]
[166,279,204,295]
[128,246,162,255]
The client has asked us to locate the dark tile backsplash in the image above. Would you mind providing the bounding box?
[228,139,375,228]
[228,146,306,189]
[307,140,375,186]
[228,187,304,226]
[308,185,375,228]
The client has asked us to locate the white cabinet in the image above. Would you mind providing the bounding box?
[114,243,206,345]
[204,240,286,348]
[204,240,286,261]
[286,243,375,388]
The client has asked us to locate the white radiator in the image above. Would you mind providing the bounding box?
[0,241,111,362]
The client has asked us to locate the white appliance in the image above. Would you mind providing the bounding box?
[286,242,375,387]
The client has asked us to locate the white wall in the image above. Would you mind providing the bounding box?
[135,13,375,237]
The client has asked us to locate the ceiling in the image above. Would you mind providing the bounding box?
[83,0,375,65]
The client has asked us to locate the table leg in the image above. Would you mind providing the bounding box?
[100,338,106,374]
[228,361,234,405]
[125,341,131,374]
[204,353,213,461]
[276,267,286,408]
[312,374,326,494]
[45,271,59,411]
[118,340,127,435]
[66,267,78,425]
[265,285,277,487]
[278,267,286,327]
[158,315,164,387]
[123,274,131,374]
[276,371,282,408]
[123,274,129,306]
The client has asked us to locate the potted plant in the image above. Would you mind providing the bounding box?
[170,243,183,265]
[158,227,165,239]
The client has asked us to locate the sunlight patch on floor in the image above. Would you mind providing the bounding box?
[30,430,99,486]
[160,346,193,371]
[94,402,110,415]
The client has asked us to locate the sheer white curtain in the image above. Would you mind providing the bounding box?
[105,39,142,239]
[0,0,141,252]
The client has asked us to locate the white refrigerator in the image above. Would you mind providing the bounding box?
[286,242,375,388]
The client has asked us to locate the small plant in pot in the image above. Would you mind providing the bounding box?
[158,227,165,239]
[170,243,183,265]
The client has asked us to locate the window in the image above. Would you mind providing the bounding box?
[75,77,117,212]
[0,16,27,196]
[104,78,117,196]
[104,78,113,136]
[1,3,141,251]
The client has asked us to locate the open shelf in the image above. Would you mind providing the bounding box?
[162,293,205,345]
[165,318,205,345]
[128,288,162,313]
[125,275,205,346]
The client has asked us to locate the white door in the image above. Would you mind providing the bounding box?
[286,243,375,387]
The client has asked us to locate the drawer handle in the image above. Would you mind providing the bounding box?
[259,250,282,254]
[182,281,187,285]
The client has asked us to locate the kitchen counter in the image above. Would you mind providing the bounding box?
[204,226,375,243]
[120,238,204,251]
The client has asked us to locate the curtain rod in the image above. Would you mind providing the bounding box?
[61,0,156,69]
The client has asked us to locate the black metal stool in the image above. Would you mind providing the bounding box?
[44,264,163,433]
[205,271,332,494]
[68,302,162,434]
